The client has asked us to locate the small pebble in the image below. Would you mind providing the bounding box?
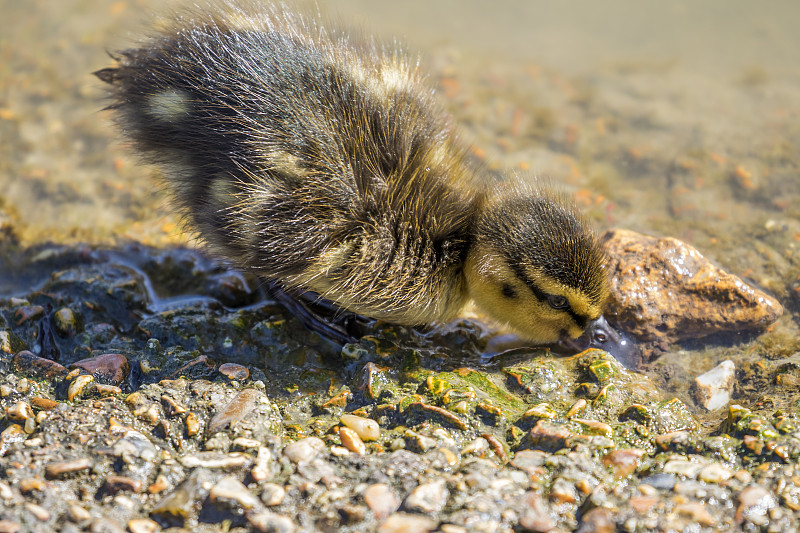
[736,485,776,525]
[576,507,615,533]
[147,475,170,495]
[663,459,703,479]
[25,503,50,521]
[209,476,260,510]
[29,397,59,411]
[45,458,92,479]
[403,480,448,513]
[127,518,161,533]
[698,463,733,483]
[67,505,91,523]
[104,475,142,494]
[91,383,122,397]
[339,426,366,455]
[340,414,380,441]
[219,362,249,381]
[251,447,273,482]
[378,513,436,533]
[363,483,399,520]
[629,496,658,514]
[179,453,249,469]
[460,437,489,456]
[19,478,44,494]
[160,394,186,417]
[261,483,286,506]
[693,360,735,410]
[88,518,125,533]
[185,411,201,436]
[674,502,716,526]
[518,491,555,532]
[0,482,12,500]
[247,511,296,533]
[53,307,78,336]
[283,437,326,464]
[67,374,94,402]
[0,522,19,533]
[5,401,33,421]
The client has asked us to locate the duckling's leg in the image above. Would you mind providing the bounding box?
[263,281,371,345]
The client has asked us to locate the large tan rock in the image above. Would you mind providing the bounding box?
[602,229,782,343]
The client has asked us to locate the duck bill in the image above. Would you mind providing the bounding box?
[556,315,641,370]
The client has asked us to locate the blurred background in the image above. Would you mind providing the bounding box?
[1,0,798,334]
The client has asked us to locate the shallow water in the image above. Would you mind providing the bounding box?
[1,0,799,419]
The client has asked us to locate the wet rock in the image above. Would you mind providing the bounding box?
[207,388,263,434]
[403,480,448,513]
[219,362,249,381]
[69,353,129,385]
[693,359,735,410]
[602,229,783,344]
[12,350,67,379]
[378,513,437,533]
[363,483,400,520]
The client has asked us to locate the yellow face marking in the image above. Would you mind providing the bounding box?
[146,89,191,121]
[464,246,606,343]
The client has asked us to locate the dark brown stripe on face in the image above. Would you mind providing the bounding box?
[507,261,588,330]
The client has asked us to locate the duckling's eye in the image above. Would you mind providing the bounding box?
[547,295,569,310]
[501,283,517,299]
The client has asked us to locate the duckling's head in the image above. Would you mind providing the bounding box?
[465,184,609,344]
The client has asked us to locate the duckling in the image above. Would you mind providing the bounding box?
[96,4,611,350]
